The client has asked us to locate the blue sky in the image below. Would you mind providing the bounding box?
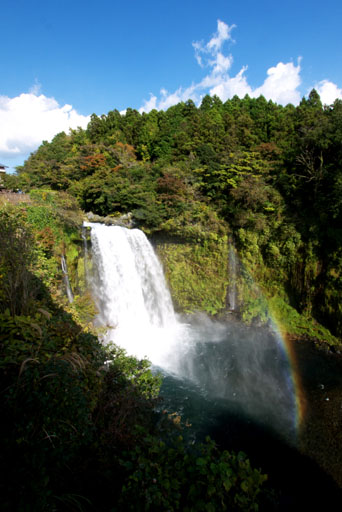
[1,0,342,171]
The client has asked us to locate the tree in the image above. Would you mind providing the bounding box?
[293,89,329,200]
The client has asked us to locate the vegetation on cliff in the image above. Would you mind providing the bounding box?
[14,90,341,342]
[2,88,342,508]
[156,237,229,315]
[0,196,267,510]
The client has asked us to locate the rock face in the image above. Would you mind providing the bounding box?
[85,211,135,228]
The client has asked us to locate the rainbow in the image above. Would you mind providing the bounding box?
[268,315,307,434]
[228,242,306,436]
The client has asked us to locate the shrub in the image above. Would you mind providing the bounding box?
[0,206,40,315]
[119,435,267,511]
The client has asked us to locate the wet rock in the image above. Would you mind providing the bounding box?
[85,211,136,228]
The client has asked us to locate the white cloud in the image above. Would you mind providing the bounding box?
[194,19,235,58]
[158,84,199,110]
[314,79,342,105]
[0,91,90,160]
[209,66,252,100]
[139,94,157,113]
[253,60,302,105]
[140,20,342,113]
[212,52,233,75]
[140,20,303,112]
[29,78,42,96]
[207,19,235,51]
[192,19,235,77]
[139,84,200,114]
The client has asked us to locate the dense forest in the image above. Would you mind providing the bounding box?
[2,89,342,510]
[14,90,342,341]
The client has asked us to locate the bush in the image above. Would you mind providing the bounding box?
[119,435,267,511]
[0,205,40,315]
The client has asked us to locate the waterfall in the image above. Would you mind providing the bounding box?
[61,254,74,303]
[86,223,296,439]
[86,223,185,367]
[228,242,237,311]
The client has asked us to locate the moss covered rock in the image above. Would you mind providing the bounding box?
[156,236,229,315]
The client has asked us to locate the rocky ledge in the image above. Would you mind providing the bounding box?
[85,211,135,228]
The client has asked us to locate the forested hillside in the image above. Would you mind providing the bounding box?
[16,90,342,342]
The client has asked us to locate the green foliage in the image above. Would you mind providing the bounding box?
[239,286,269,325]
[0,203,268,511]
[0,304,103,510]
[94,344,162,452]
[26,204,63,241]
[1,172,20,191]
[0,205,39,315]
[157,237,228,315]
[0,302,162,510]
[14,90,342,340]
[29,188,84,229]
[0,195,91,330]
[120,435,267,511]
[267,295,339,347]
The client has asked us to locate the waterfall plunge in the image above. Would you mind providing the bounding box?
[228,242,237,311]
[87,223,189,370]
[86,223,296,439]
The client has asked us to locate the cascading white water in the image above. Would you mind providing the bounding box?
[61,254,74,303]
[86,222,296,439]
[228,242,237,311]
[86,223,187,369]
